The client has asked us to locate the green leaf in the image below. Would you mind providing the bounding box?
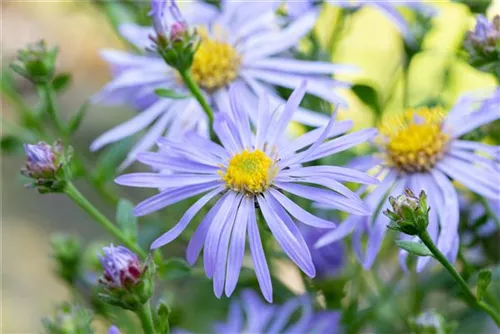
[162,258,191,280]
[68,102,89,134]
[1,135,23,154]
[351,84,381,116]
[477,269,492,301]
[116,199,138,242]
[395,240,433,257]
[156,300,171,334]
[52,73,71,92]
[155,88,189,99]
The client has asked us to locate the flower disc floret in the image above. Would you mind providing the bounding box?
[221,150,276,194]
[190,27,241,92]
[380,107,449,173]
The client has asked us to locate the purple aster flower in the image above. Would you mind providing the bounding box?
[317,88,500,272]
[91,0,357,169]
[116,82,377,301]
[301,226,345,279]
[465,15,500,54]
[98,244,143,289]
[213,289,341,333]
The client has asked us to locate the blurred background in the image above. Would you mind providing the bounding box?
[1,1,500,333]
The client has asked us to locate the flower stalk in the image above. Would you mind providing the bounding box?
[178,69,214,124]
[64,181,147,259]
[136,302,156,334]
[418,230,500,327]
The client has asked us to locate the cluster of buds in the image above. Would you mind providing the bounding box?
[21,141,70,193]
[42,302,94,334]
[384,189,429,236]
[98,245,155,310]
[148,0,199,72]
[10,40,58,84]
[464,15,500,75]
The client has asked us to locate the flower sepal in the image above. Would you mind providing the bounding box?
[10,40,58,85]
[384,189,429,236]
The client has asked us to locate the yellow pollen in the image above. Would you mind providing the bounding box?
[220,150,276,194]
[379,107,449,173]
[190,27,241,92]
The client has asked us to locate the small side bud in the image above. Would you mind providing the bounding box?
[107,325,121,334]
[384,189,429,236]
[10,40,58,84]
[21,141,71,193]
[98,244,155,310]
[42,302,94,334]
[50,234,83,285]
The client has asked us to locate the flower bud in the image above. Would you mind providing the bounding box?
[384,189,429,236]
[148,0,199,71]
[98,245,155,310]
[50,234,82,285]
[409,310,456,334]
[21,141,70,193]
[10,40,58,84]
[42,302,94,334]
[463,15,500,75]
[108,325,121,334]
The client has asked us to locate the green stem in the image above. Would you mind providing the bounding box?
[41,83,68,139]
[178,70,214,124]
[64,181,147,259]
[136,302,156,334]
[419,230,500,327]
[478,196,500,231]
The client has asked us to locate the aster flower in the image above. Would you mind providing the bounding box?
[99,244,143,289]
[22,141,62,178]
[317,88,500,272]
[91,0,356,169]
[212,289,341,333]
[116,83,378,301]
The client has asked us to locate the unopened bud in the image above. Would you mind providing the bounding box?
[409,310,456,334]
[42,302,94,334]
[51,234,82,284]
[10,40,58,84]
[463,15,500,75]
[384,189,429,236]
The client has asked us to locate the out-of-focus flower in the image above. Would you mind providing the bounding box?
[10,40,58,84]
[302,226,345,279]
[116,83,377,302]
[281,0,435,42]
[99,244,142,289]
[213,290,341,333]
[21,141,69,193]
[42,302,94,334]
[91,0,356,169]
[409,310,456,334]
[50,234,83,285]
[107,325,121,334]
[385,189,429,236]
[98,244,154,310]
[464,15,500,75]
[317,89,500,272]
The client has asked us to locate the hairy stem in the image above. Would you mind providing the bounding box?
[178,70,214,124]
[419,230,500,327]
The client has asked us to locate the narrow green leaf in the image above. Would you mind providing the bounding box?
[116,199,138,242]
[1,135,23,154]
[68,102,89,134]
[52,73,72,92]
[351,84,381,116]
[155,88,189,100]
[156,300,171,334]
[395,240,433,257]
[477,269,492,301]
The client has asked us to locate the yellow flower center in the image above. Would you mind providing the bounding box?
[220,150,276,194]
[190,27,241,92]
[379,107,449,173]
